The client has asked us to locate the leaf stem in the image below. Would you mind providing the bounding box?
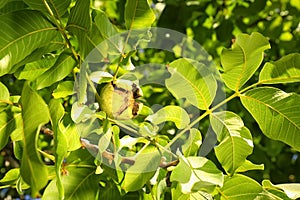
[43,0,80,63]
[166,81,261,148]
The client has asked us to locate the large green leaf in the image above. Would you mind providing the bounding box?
[0,105,22,150]
[0,10,60,76]
[259,53,300,84]
[122,145,161,192]
[124,0,156,29]
[42,167,101,200]
[166,58,217,110]
[49,99,68,200]
[14,55,57,81]
[241,87,300,151]
[146,105,190,129]
[220,32,270,91]
[170,155,224,193]
[35,52,76,90]
[218,174,265,199]
[23,0,71,18]
[95,11,118,39]
[210,111,253,174]
[67,0,92,58]
[20,82,50,196]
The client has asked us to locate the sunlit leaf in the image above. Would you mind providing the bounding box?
[210,111,253,174]
[125,0,156,29]
[262,180,300,199]
[240,87,300,151]
[15,56,57,81]
[146,105,190,129]
[259,53,300,84]
[52,81,75,99]
[122,145,161,192]
[170,155,223,194]
[235,160,264,173]
[49,99,68,200]
[36,52,76,90]
[0,168,20,185]
[20,82,50,196]
[181,128,202,157]
[0,10,60,76]
[172,183,213,200]
[221,32,270,91]
[0,82,9,101]
[218,174,264,200]
[166,58,217,110]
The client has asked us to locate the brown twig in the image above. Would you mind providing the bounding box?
[80,138,179,169]
[40,125,179,169]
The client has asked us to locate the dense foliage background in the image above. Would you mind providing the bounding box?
[0,0,300,199]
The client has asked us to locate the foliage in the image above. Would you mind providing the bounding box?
[0,0,300,199]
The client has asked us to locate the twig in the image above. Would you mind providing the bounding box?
[80,138,179,169]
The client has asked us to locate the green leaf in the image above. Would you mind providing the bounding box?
[275,184,300,199]
[240,87,300,151]
[0,0,9,9]
[0,105,22,150]
[0,168,20,185]
[36,52,76,90]
[94,11,118,39]
[67,0,92,57]
[14,56,57,81]
[23,0,71,18]
[52,81,75,99]
[263,180,300,199]
[0,10,60,76]
[61,121,81,151]
[210,111,253,174]
[219,174,264,199]
[166,58,217,110]
[42,167,101,200]
[49,99,68,200]
[122,145,161,192]
[172,183,213,200]
[89,71,113,84]
[170,156,224,193]
[0,0,28,15]
[0,82,9,101]
[259,53,300,84]
[146,105,190,129]
[221,32,270,91]
[96,126,112,162]
[125,0,156,29]
[181,128,202,157]
[20,82,50,196]
[235,160,264,173]
[67,0,90,32]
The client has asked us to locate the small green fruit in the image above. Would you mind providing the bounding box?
[98,79,143,120]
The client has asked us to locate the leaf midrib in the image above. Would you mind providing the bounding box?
[242,95,300,131]
[0,27,57,54]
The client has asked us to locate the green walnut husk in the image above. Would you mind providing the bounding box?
[98,79,143,120]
